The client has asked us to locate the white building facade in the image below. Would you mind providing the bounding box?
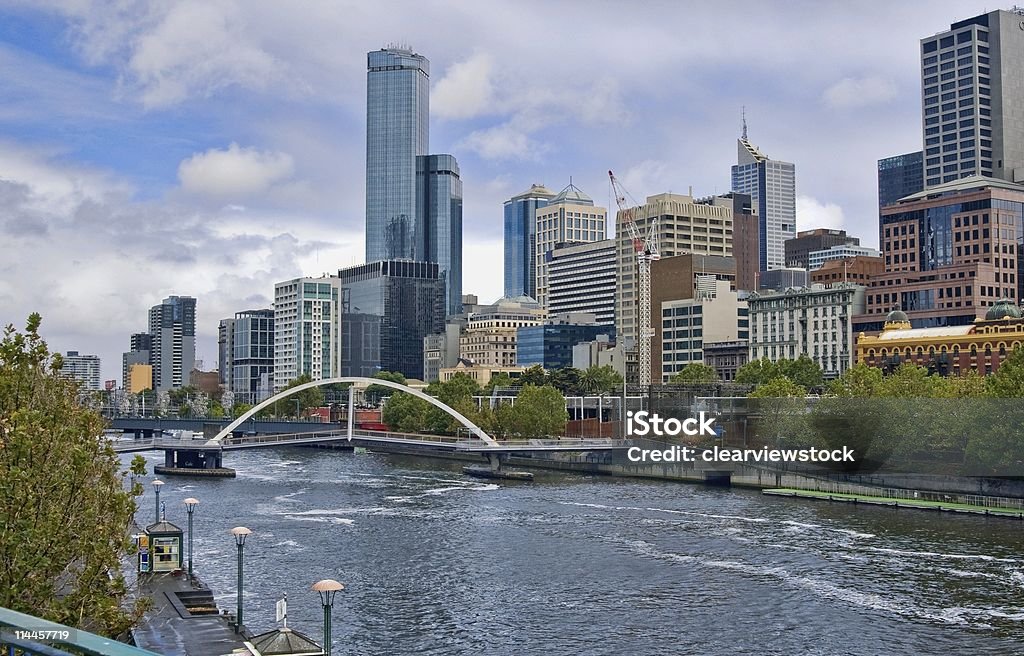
[660,279,749,382]
[273,276,342,392]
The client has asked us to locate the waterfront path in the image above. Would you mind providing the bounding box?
[764,488,1024,518]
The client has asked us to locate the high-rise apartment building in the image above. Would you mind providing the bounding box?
[878,151,925,209]
[920,10,1024,187]
[615,192,733,345]
[503,184,556,298]
[217,317,235,389]
[709,192,759,291]
[122,332,152,391]
[660,280,748,383]
[547,239,616,326]
[416,154,463,315]
[232,309,275,404]
[148,296,196,392]
[339,260,444,380]
[784,229,860,269]
[60,351,101,390]
[533,182,607,310]
[731,127,796,272]
[365,47,429,262]
[273,277,341,392]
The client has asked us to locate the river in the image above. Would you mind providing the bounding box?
[125,447,1024,655]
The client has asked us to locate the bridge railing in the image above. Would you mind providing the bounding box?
[0,605,159,656]
[222,428,465,447]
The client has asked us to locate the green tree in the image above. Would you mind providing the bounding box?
[987,347,1024,397]
[735,358,781,386]
[0,315,148,635]
[483,372,514,394]
[578,365,623,395]
[826,363,884,397]
[519,365,548,387]
[778,355,824,390]
[748,375,806,398]
[280,374,326,417]
[669,363,719,385]
[548,367,583,396]
[365,371,407,405]
[231,401,253,417]
[504,384,568,438]
[381,392,431,433]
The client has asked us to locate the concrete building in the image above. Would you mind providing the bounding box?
[217,317,235,390]
[533,182,607,310]
[703,341,749,382]
[547,239,616,326]
[189,369,221,396]
[862,176,1024,330]
[807,244,882,270]
[572,335,632,378]
[784,229,860,269]
[148,296,196,392]
[423,321,464,383]
[231,309,275,404]
[516,313,614,371]
[339,260,445,380]
[365,47,429,263]
[503,184,556,299]
[439,362,525,386]
[878,151,925,209]
[273,276,341,392]
[616,193,734,346]
[858,302,1024,376]
[760,267,810,291]
[122,332,152,391]
[416,153,463,315]
[713,192,760,291]
[748,283,867,378]
[660,280,749,382]
[459,296,544,368]
[731,125,796,271]
[920,10,1024,187]
[127,364,153,394]
[810,255,884,287]
[60,351,101,390]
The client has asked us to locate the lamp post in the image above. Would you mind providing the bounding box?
[151,479,164,524]
[183,498,199,580]
[230,527,252,633]
[294,399,301,419]
[311,579,344,656]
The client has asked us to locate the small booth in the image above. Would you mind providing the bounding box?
[138,519,184,573]
[240,628,324,656]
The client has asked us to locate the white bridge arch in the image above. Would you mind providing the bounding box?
[208,377,497,446]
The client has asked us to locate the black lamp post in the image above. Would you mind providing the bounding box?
[312,579,344,656]
[183,498,199,580]
[151,479,164,524]
[230,526,252,633]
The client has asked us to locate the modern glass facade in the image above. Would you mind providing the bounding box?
[365,48,430,262]
[516,323,614,370]
[732,137,796,272]
[148,296,196,392]
[503,185,555,298]
[417,154,463,315]
[878,151,924,209]
[232,309,274,404]
[339,260,445,380]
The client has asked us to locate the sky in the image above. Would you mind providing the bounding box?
[0,0,999,381]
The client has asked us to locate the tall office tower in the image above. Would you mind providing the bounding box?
[217,317,235,389]
[533,182,607,310]
[703,192,759,292]
[731,123,796,272]
[547,240,617,326]
[232,309,275,404]
[920,10,1024,187]
[273,277,341,392]
[615,192,733,346]
[878,151,924,209]
[366,47,430,262]
[503,184,556,298]
[148,296,196,392]
[339,260,445,380]
[60,351,101,390]
[122,332,152,390]
[417,154,463,315]
[784,229,860,269]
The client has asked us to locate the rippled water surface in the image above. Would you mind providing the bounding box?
[127,448,1024,655]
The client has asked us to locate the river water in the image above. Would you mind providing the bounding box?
[126,447,1024,655]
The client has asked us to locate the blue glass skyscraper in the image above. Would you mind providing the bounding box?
[731,126,796,272]
[417,154,463,315]
[366,47,430,262]
[503,184,555,298]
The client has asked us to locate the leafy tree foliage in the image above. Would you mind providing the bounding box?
[987,347,1024,397]
[519,365,548,388]
[748,376,806,398]
[578,365,623,395]
[548,367,583,396]
[669,363,719,385]
[502,384,568,438]
[0,315,148,635]
[365,371,407,405]
[483,372,514,394]
[738,356,823,391]
[280,374,325,417]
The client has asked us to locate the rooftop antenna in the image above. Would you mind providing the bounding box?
[741,106,748,140]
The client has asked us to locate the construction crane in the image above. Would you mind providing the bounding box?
[608,170,660,387]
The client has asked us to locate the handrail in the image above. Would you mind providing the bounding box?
[0,605,160,656]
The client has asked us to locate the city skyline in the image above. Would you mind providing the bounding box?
[0,0,1000,379]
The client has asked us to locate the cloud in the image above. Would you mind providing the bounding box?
[458,122,543,161]
[798,195,846,231]
[177,143,295,197]
[433,52,495,120]
[822,76,898,110]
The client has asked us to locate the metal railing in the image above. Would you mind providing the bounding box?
[0,606,159,656]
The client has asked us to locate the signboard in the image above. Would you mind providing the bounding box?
[105,379,117,391]
[275,597,287,624]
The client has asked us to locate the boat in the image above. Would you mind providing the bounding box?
[462,465,534,481]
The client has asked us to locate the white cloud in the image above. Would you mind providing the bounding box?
[458,122,542,161]
[177,143,295,197]
[433,52,495,120]
[460,237,504,304]
[798,195,846,231]
[822,76,898,110]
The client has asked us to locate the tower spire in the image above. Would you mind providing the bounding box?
[741,106,747,140]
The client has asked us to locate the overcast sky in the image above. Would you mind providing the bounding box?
[0,0,998,381]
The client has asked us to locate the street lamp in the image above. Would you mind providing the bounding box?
[151,479,164,524]
[294,399,301,419]
[183,498,199,580]
[311,579,344,656]
[230,527,252,633]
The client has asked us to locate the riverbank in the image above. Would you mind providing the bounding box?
[763,488,1024,519]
